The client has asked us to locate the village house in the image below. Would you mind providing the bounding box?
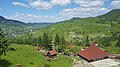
[45,50,57,59]
[77,44,109,62]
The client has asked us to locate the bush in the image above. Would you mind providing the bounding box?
[44,63,50,67]
[9,48,16,51]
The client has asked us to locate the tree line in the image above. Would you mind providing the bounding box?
[0,28,9,58]
[11,33,67,51]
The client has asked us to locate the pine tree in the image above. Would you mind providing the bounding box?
[60,36,66,51]
[116,35,120,47]
[38,36,43,47]
[43,33,52,50]
[43,33,48,49]
[54,33,60,50]
[85,36,90,46]
[0,28,9,57]
[54,34,66,52]
[48,34,53,50]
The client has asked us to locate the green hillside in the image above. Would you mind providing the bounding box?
[1,44,73,67]
[9,9,120,53]
[38,9,120,38]
[17,9,120,44]
[98,9,120,21]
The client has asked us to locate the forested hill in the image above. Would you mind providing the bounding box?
[0,16,26,26]
[32,9,120,37]
[0,16,53,37]
[15,9,120,47]
[98,9,120,21]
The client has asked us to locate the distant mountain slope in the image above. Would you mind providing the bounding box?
[0,17,26,28]
[27,23,52,27]
[0,16,53,37]
[98,9,120,21]
[0,16,6,20]
[19,9,120,42]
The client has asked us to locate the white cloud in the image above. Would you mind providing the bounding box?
[59,7,110,19]
[58,0,109,19]
[73,0,104,7]
[5,12,58,23]
[13,0,72,10]
[111,0,120,9]
[13,2,30,8]
[29,0,52,10]
[98,8,108,12]
[50,0,71,6]
[13,0,52,10]
[10,0,113,22]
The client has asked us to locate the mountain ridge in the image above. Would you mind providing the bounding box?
[0,16,53,37]
[98,9,120,21]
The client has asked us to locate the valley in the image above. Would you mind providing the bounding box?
[0,9,120,67]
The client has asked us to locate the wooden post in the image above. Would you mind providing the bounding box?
[36,43,39,51]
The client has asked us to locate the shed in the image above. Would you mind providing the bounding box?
[67,43,74,49]
[45,50,57,58]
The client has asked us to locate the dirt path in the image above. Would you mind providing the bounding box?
[73,59,94,67]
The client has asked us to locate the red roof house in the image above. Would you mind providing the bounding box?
[48,50,57,55]
[77,44,109,62]
[45,50,57,58]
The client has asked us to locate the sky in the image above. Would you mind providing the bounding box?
[0,0,120,23]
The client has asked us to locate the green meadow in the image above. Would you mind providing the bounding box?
[1,44,73,67]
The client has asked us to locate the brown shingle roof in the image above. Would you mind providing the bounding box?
[48,50,57,55]
[77,44,109,61]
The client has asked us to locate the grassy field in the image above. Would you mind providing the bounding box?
[1,44,73,67]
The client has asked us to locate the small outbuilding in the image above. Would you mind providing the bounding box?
[77,44,109,62]
[45,50,57,59]
[67,43,74,49]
